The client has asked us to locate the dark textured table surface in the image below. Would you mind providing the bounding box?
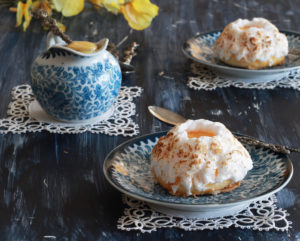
[0,0,300,240]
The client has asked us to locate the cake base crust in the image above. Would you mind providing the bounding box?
[153,171,241,197]
[219,55,285,70]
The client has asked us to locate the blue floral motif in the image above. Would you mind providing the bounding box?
[94,84,102,99]
[42,48,72,59]
[31,51,121,121]
[82,86,93,101]
[105,132,293,206]
[48,92,68,109]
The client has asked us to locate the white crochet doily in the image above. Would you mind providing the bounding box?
[0,84,142,136]
[188,63,300,90]
[118,195,291,233]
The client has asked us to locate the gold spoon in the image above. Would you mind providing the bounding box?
[67,41,98,54]
[148,106,300,154]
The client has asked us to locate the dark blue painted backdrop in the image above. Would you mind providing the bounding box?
[0,0,299,240]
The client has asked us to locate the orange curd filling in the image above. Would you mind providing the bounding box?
[240,24,263,31]
[187,130,215,138]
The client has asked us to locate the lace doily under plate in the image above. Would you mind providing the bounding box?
[118,194,291,233]
[0,84,142,136]
[188,63,300,90]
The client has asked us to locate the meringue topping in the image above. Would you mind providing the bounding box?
[214,18,288,65]
[151,119,253,196]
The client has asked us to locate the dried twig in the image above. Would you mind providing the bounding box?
[31,9,72,44]
[236,135,300,154]
[107,42,119,60]
[123,42,139,65]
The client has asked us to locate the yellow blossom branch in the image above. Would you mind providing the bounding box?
[10,0,159,31]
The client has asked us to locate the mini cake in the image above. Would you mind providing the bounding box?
[150,119,253,197]
[214,18,288,69]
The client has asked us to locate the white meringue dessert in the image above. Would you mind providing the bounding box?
[214,18,288,69]
[150,119,253,197]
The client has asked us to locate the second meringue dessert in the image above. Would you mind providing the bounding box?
[150,119,253,197]
[214,18,288,69]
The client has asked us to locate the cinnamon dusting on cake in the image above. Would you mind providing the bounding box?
[113,162,128,176]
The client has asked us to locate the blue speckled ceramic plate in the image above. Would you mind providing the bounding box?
[103,132,293,218]
[182,30,300,82]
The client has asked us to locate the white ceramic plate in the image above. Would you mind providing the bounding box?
[103,132,293,219]
[182,30,300,83]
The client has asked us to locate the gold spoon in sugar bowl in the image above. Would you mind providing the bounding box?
[65,38,136,73]
[32,9,135,73]
[65,40,135,73]
[148,106,300,154]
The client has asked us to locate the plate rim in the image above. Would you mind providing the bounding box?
[182,29,300,74]
[103,131,294,208]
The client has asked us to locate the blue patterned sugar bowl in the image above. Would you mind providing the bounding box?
[31,33,122,123]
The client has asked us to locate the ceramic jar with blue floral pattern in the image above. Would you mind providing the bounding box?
[31,33,122,123]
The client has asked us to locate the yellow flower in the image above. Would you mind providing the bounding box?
[89,0,101,7]
[121,0,159,30]
[16,0,32,31]
[53,0,84,17]
[89,0,125,14]
[13,0,52,31]
[103,0,125,14]
[56,21,66,32]
[32,1,52,15]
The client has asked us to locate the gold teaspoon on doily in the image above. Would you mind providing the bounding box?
[148,106,300,155]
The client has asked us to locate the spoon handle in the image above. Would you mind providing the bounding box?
[148,106,187,126]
